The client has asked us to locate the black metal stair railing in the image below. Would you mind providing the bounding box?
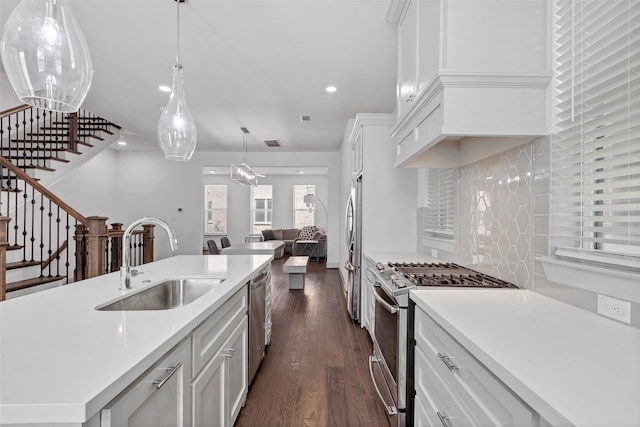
[0,156,90,288]
[0,104,120,175]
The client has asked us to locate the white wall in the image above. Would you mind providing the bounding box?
[49,149,121,221]
[52,149,342,265]
[0,71,20,111]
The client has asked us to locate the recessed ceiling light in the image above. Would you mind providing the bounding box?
[298,170,304,174]
[118,141,127,146]
[209,170,215,174]
[325,86,337,93]
[158,85,171,93]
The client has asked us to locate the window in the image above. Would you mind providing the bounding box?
[423,168,457,239]
[204,185,227,234]
[551,0,639,267]
[294,185,315,228]
[251,185,273,234]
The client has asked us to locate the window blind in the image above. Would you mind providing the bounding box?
[551,0,640,265]
[424,168,457,238]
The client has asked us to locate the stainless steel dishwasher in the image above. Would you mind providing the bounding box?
[248,266,270,385]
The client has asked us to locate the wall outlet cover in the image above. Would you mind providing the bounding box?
[597,294,631,324]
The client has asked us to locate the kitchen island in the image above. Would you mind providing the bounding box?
[0,254,272,426]
[411,289,640,427]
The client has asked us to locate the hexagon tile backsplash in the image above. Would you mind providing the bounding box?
[459,143,533,288]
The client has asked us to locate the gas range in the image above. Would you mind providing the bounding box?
[372,261,517,301]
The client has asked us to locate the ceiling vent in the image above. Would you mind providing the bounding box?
[263,139,281,148]
[299,114,312,123]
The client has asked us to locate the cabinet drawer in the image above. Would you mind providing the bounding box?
[192,287,247,377]
[101,339,191,427]
[415,307,537,426]
[415,344,475,427]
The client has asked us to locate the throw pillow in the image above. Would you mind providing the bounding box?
[298,225,317,240]
[262,229,275,241]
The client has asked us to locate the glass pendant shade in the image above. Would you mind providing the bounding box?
[157,62,197,161]
[0,0,93,112]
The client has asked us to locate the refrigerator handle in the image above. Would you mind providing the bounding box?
[344,195,354,247]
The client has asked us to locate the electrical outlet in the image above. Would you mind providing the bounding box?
[597,295,631,324]
[431,249,438,259]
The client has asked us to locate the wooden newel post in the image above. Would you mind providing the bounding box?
[86,216,108,279]
[142,224,155,264]
[74,224,88,281]
[110,223,123,273]
[0,217,11,301]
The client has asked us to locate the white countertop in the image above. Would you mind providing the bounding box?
[221,240,285,255]
[411,289,640,427]
[364,251,438,264]
[0,254,272,425]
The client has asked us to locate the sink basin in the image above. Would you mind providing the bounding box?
[97,278,225,311]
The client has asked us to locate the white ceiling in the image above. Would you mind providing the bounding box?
[0,0,397,154]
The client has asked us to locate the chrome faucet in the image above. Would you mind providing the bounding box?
[120,217,179,290]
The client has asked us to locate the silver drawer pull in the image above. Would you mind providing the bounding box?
[223,348,237,358]
[437,352,459,372]
[152,362,182,390]
[437,411,452,427]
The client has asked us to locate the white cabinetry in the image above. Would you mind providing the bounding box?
[388,0,551,168]
[100,286,248,427]
[101,339,191,427]
[411,304,539,426]
[341,114,417,327]
[191,286,248,427]
[351,125,364,177]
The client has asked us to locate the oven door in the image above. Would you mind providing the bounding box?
[369,281,400,421]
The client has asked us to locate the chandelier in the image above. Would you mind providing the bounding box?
[230,127,258,187]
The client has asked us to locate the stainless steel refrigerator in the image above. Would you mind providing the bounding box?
[344,174,362,323]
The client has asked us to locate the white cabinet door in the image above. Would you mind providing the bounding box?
[397,0,418,118]
[351,126,364,176]
[101,339,191,427]
[192,344,226,427]
[192,318,248,427]
[227,319,249,424]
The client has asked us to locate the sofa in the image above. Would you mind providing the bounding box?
[262,227,327,257]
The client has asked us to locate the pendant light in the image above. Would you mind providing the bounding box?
[230,127,258,187]
[157,0,197,161]
[0,0,93,112]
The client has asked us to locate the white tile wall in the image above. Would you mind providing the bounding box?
[457,144,534,288]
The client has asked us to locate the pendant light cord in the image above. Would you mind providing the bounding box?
[176,0,180,63]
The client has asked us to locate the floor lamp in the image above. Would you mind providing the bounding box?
[303,194,328,227]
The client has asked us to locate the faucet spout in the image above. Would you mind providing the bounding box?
[120,217,178,290]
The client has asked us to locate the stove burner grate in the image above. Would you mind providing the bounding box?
[388,262,517,288]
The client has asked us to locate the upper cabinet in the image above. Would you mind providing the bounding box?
[388,0,552,168]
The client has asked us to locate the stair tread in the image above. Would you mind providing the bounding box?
[6,260,41,270]
[7,156,70,163]
[6,275,65,293]
[20,165,55,172]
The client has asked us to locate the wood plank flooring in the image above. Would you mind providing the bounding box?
[235,256,391,427]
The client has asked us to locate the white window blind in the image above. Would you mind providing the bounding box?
[551,0,640,266]
[424,168,457,238]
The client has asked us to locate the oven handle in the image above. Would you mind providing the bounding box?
[369,355,398,416]
[372,283,398,314]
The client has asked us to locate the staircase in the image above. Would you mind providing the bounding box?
[0,104,152,301]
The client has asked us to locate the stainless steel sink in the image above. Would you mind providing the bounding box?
[96,278,225,311]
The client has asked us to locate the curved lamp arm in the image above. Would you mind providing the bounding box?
[303,194,328,227]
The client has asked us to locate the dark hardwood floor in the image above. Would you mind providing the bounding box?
[235,256,391,427]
